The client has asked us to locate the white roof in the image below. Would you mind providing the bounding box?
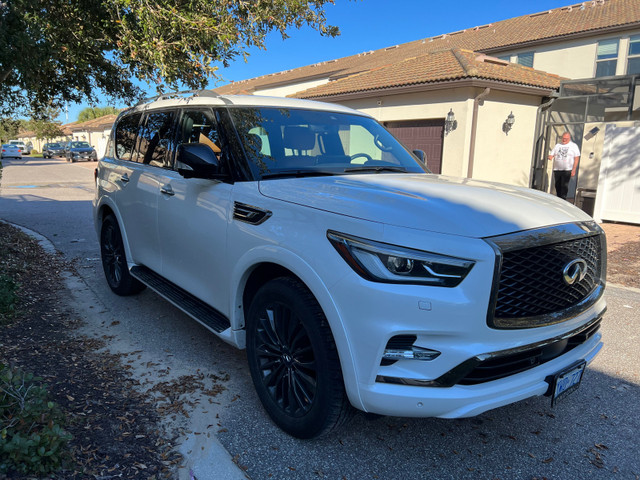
[127,91,368,117]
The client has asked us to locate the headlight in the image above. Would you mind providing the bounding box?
[327,231,475,287]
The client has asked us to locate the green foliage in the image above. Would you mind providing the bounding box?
[0,0,341,116]
[26,106,65,140]
[78,106,120,123]
[0,274,18,324]
[0,118,23,144]
[0,364,72,475]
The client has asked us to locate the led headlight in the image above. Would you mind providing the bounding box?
[327,231,475,287]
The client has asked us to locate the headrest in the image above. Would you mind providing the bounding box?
[283,126,316,151]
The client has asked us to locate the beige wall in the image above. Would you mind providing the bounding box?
[472,92,541,186]
[500,29,640,79]
[336,89,477,178]
[255,78,330,97]
[334,87,542,185]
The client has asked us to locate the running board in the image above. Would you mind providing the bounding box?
[130,265,231,333]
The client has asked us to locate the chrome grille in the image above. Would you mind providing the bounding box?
[486,223,605,329]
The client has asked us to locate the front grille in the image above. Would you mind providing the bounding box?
[486,223,605,329]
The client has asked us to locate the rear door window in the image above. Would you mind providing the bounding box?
[115,113,142,161]
[137,111,176,168]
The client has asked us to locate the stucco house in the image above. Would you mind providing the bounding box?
[216,0,640,225]
[18,114,117,158]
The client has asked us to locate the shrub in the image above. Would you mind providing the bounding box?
[0,363,72,475]
[0,274,18,324]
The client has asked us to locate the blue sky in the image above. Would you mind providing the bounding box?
[62,0,575,123]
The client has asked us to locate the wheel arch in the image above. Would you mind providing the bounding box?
[95,199,135,271]
[230,248,364,410]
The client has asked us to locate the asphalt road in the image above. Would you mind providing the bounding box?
[0,156,638,480]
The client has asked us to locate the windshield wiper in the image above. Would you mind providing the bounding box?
[344,166,407,173]
[260,170,338,180]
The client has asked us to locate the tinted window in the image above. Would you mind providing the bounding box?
[137,111,176,168]
[228,107,425,178]
[115,113,142,161]
[179,110,221,150]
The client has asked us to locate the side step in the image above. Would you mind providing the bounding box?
[130,265,231,333]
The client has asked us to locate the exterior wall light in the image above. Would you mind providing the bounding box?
[444,109,458,136]
[502,111,515,135]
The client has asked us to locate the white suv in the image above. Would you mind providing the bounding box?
[94,91,606,438]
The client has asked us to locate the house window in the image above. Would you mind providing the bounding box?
[627,35,640,74]
[516,51,534,68]
[595,39,619,77]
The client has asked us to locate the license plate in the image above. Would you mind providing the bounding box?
[551,361,586,406]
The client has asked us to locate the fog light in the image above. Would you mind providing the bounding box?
[382,346,440,362]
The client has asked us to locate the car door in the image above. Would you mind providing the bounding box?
[155,108,233,315]
[110,111,164,273]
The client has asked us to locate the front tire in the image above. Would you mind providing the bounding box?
[100,215,145,296]
[246,277,352,438]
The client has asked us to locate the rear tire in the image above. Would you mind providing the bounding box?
[246,277,352,438]
[100,215,145,296]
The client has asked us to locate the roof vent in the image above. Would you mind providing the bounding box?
[385,45,399,51]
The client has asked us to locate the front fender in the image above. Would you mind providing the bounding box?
[228,244,364,411]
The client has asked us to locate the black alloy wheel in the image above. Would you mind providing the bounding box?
[99,215,145,296]
[246,277,352,438]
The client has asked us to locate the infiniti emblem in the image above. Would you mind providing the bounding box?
[563,259,588,285]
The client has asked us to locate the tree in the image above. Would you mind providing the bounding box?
[0,0,340,116]
[78,107,120,123]
[0,118,23,144]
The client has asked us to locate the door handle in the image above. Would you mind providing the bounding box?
[160,184,175,196]
[120,173,130,183]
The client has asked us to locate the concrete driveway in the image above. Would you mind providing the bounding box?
[1,156,638,480]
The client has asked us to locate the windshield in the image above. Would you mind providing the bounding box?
[49,143,61,148]
[228,107,427,179]
[71,142,91,148]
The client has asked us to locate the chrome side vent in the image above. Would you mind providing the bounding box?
[233,202,272,225]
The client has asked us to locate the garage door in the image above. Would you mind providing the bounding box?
[385,120,444,174]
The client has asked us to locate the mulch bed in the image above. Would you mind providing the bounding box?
[606,239,640,290]
[0,222,181,479]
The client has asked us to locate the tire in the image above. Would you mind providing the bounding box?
[246,277,352,438]
[99,215,145,296]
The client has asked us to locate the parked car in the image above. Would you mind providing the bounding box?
[94,91,606,439]
[43,142,65,158]
[65,141,97,162]
[1,144,22,159]
[8,140,30,155]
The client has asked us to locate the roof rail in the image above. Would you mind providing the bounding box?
[135,89,221,106]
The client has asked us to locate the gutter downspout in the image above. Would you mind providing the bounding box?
[467,87,491,178]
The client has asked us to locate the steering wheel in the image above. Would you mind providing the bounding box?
[349,153,373,164]
[374,134,394,152]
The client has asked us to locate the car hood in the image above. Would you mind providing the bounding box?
[258,174,592,238]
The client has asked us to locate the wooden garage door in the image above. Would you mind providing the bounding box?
[385,119,444,174]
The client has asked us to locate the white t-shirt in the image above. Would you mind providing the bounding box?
[550,141,580,171]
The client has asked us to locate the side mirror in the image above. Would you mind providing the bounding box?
[176,143,223,179]
[413,149,426,164]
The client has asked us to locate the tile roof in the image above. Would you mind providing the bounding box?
[69,114,118,131]
[215,0,639,95]
[293,49,563,99]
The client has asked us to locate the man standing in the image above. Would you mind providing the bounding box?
[549,132,580,200]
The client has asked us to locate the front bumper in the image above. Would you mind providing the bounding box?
[358,325,602,418]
